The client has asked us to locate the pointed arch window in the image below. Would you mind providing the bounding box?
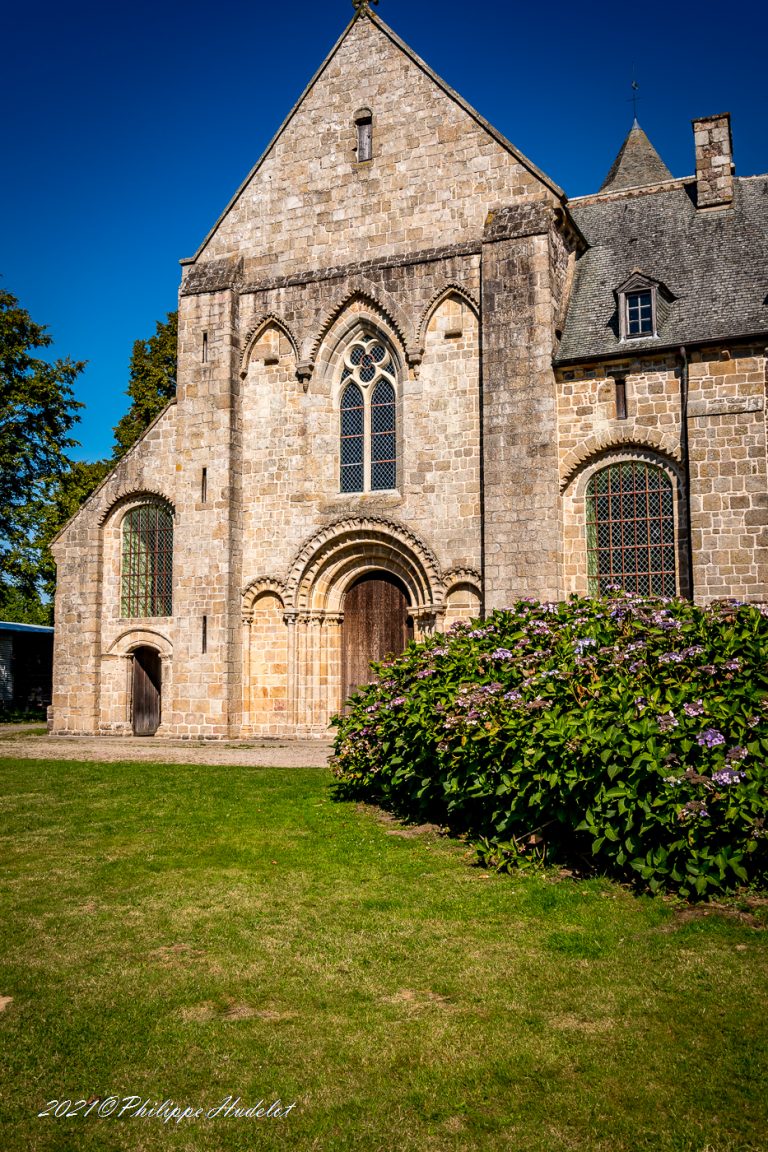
[121,502,174,617]
[339,335,398,493]
[586,462,676,596]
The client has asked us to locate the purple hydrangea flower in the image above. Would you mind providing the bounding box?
[683,700,705,717]
[697,728,726,748]
[491,648,515,661]
[712,768,746,786]
[657,711,678,732]
[573,637,597,653]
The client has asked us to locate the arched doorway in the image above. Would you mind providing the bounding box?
[132,646,162,736]
[342,573,413,701]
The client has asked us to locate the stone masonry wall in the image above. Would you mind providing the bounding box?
[556,346,768,603]
[51,404,179,734]
[686,347,768,600]
[481,205,573,608]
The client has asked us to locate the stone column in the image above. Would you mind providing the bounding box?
[309,615,323,730]
[241,617,252,733]
[323,614,344,726]
[284,612,298,728]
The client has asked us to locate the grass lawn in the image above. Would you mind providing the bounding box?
[0,757,766,1152]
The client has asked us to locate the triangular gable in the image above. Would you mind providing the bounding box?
[182,8,563,267]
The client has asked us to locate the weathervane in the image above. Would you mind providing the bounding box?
[629,75,640,122]
[353,0,379,10]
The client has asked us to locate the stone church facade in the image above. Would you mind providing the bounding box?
[51,4,768,738]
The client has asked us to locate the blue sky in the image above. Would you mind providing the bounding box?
[3,0,766,462]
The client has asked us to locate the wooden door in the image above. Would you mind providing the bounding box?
[342,574,411,702]
[132,647,161,736]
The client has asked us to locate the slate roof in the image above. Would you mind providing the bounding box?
[600,120,674,192]
[557,176,768,363]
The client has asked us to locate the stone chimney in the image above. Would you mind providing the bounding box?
[693,113,734,208]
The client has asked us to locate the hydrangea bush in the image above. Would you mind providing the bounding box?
[331,594,768,897]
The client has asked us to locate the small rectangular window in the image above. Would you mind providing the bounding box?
[357,118,373,162]
[202,332,208,363]
[626,291,653,336]
[201,467,207,503]
[202,615,207,654]
[615,378,627,420]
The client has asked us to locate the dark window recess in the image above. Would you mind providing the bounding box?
[201,467,207,503]
[615,378,627,420]
[626,291,654,336]
[121,503,173,617]
[202,616,207,654]
[586,462,676,597]
[357,117,373,162]
[202,332,208,363]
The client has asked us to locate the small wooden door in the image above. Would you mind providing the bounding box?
[132,647,162,736]
[343,574,412,702]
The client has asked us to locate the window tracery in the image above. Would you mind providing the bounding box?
[339,335,398,493]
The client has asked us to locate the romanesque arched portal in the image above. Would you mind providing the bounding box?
[241,518,445,735]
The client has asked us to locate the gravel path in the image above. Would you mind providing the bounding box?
[0,726,333,767]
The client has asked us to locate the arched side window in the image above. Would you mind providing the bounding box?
[586,462,676,596]
[121,503,174,617]
[339,335,398,493]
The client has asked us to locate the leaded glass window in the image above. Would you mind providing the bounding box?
[371,380,396,490]
[121,503,173,617]
[339,334,398,493]
[586,462,676,596]
[340,383,365,493]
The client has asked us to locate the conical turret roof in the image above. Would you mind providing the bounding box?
[599,120,673,192]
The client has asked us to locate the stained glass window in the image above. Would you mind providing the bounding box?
[121,503,173,617]
[339,335,397,493]
[586,462,676,596]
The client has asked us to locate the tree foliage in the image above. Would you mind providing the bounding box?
[112,311,177,459]
[0,294,178,623]
[0,289,85,620]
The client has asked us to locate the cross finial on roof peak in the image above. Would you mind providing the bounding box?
[352,0,379,11]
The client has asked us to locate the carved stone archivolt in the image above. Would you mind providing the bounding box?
[241,576,286,620]
[285,516,443,615]
[303,281,416,384]
[559,430,682,493]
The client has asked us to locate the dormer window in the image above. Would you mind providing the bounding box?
[355,108,373,163]
[626,290,653,336]
[616,271,671,342]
